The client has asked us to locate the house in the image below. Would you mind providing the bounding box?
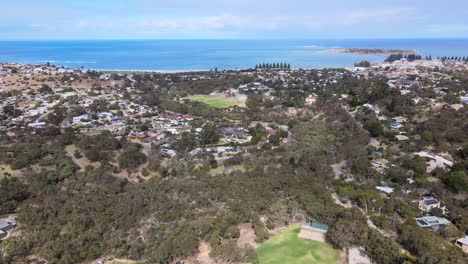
[395,135,409,141]
[376,186,394,194]
[390,122,404,130]
[0,219,14,239]
[418,196,441,212]
[223,127,246,139]
[72,114,90,125]
[455,236,468,253]
[0,219,13,233]
[363,103,381,114]
[415,216,451,229]
[460,96,468,104]
[99,73,111,80]
[161,148,176,157]
[27,122,46,129]
[414,151,454,172]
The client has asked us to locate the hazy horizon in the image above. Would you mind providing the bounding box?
[2,0,468,40]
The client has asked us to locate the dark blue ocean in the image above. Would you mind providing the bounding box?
[0,39,467,71]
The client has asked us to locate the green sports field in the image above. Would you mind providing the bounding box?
[184,94,245,108]
[256,226,340,264]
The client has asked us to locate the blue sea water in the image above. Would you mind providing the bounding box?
[0,39,467,71]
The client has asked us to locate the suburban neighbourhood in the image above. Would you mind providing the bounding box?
[1,55,467,264]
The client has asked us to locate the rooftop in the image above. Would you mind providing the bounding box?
[415,216,451,228]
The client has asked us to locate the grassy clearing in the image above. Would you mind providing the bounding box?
[256,225,340,264]
[184,94,245,108]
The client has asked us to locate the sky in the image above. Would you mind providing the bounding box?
[1,0,468,40]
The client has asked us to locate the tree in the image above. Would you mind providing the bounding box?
[355,60,371,67]
[444,171,468,193]
[118,143,147,169]
[0,177,30,214]
[365,230,401,264]
[246,94,263,111]
[327,219,368,249]
[139,123,149,132]
[429,207,444,217]
[39,84,52,93]
[385,54,403,63]
[171,234,199,257]
[364,119,384,137]
[421,131,433,142]
[3,105,21,117]
[352,156,371,174]
[200,124,221,146]
[175,132,197,152]
[398,223,466,264]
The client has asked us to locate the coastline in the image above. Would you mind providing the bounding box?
[93,69,212,74]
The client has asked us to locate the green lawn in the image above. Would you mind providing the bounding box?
[184,94,245,108]
[257,226,340,264]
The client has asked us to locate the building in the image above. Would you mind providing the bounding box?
[418,196,441,212]
[390,122,404,130]
[415,216,451,230]
[161,148,176,157]
[301,220,328,233]
[460,96,468,104]
[363,103,381,114]
[0,219,13,233]
[455,236,468,253]
[0,219,14,239]
[376,186,394,194]
[395,135,409,141]
[299,220,329,242]
[414,151,454,172]
[72,114,90,125]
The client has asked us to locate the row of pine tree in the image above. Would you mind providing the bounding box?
[437,56,468,62]
[255,63,291,69]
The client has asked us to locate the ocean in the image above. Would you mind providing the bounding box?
[0,39,467,71]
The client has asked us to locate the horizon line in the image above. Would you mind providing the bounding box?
[1,37,468,42]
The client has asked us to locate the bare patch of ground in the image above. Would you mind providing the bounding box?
[331,193,353,208]
[348,247,372,264]
[298,228,326,242]
[0,164,17,178]
[195,241,216,264]
[85,257,140,264]
[237,223,258,249]
[331,161,347,179]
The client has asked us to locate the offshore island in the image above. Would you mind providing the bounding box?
[325,48,419,55]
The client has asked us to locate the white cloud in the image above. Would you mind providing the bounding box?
[337,8,425,26]
[137,8,423,35]
[424,24,468,35]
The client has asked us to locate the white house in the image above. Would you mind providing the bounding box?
[455,236,468,253]
[418,196,441,212]
[72,114,90,125]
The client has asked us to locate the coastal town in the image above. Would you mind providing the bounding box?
[1,55,468,264]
